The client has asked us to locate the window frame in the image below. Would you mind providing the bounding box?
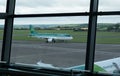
[0,0,120,75]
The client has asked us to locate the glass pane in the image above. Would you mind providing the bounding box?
[98,0,120,11]
[94,16,120,74]
[15,0,90,14]
[11,16,88,69]
[0,0,7,12]
[0,20,4,60]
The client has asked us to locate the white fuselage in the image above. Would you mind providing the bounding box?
[30,33,73,42]
[68,57,120,74]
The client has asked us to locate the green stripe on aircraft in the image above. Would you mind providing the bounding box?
[68,64,107,72]
[94,64,107,72]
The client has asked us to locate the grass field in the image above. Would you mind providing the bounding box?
[0,29,120,44]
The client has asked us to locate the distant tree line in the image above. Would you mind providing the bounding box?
[1,23,119,32]
[107,23,120,32]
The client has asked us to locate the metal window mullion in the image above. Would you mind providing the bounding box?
[0,13,7,19]
[13,12,89,18]
[98,11,120,15]
[1,0,16,63]
[85,0,99,72]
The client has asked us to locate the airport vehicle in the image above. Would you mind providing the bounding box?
[37,57,120,74]
[29,25,73,43]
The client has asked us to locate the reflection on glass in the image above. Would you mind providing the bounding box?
[94,16,120,74]
[11,17,88,69]
[98,0,120,11]
[0,0,7,12]
[15,0,90,14]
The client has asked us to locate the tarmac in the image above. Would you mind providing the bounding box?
[0,40,120,68]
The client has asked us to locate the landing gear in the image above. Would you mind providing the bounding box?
[46,38,56,43]
[52,39,55,43]
[46,40,48,43]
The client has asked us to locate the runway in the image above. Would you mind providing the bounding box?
[0,40,120,68]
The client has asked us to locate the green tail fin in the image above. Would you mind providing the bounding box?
[29,25,36,34]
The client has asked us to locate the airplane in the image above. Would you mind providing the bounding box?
[29,25,73,43]
[37,57,120,74]
[67,57,120,74]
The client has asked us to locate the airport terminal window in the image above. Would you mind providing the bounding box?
[0,20,4,60]
[14,17,89,24]
[11,17,88,68]
[15,0,90,14]
[98,0,120,11]
[0,0,7,12]
[0,0,120,76]
[94,16,120,73]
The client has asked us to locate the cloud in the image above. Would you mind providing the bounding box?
[14,16,89,24]
[98,0,120,11]
[0,0,7,5]
[54,0,90,7]
[0,20,4,24]
[0,0,120,24]
[15,0,120,14]
[15,6,89,14]
[16,0,56,7]
[0,5,6,12]
[15,0,90,14]
[0,0,7,12]
[16,0,89,8]
[1,0,120,14]
[14,16,120,24]
[98,16,120,23]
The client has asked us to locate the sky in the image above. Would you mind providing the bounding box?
[0,0,120,24]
